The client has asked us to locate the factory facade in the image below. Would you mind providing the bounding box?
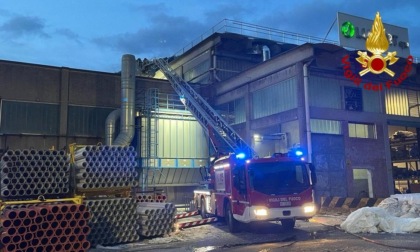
[1,29,419,202]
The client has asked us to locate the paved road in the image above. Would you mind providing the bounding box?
[91,214,420,252]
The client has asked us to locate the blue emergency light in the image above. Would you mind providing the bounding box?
[295,150,303,156]
[288,147,305,159]
[236,153,246,159]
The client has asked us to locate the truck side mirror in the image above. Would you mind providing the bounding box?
[309,164,317,185]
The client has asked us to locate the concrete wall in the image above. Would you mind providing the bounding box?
[312,134,346,200]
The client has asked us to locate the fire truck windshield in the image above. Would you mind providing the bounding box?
[248,162,310,195]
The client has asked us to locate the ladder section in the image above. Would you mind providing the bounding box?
[141,88,159,189]
[154,58,255,157]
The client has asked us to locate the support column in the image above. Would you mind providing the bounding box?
[58,68,70,149]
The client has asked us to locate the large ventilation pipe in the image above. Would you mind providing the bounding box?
[105,109,120,145]
[106,54,136,146]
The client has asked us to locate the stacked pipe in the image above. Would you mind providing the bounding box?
[74,145,138,190]
[85,198,140,246]
[136,193,167,203]
[0,203,90,252]
[136,202,177,237]
[0,149,70,199]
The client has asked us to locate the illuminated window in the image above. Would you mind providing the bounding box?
[310,119,342,135]
[348,123,376,139]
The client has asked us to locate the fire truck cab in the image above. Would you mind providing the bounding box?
[194,152,317,233]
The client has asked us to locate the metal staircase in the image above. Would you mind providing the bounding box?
[154,58,256,158]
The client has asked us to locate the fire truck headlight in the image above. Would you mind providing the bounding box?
[303,204,315,213]
[253,208,268,216]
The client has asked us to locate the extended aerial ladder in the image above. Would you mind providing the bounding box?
[153,58,256,158]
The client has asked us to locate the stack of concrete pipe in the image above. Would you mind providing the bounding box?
[137,202,177,237]
[0,203,91,252]
[74,145,138,190]
[0,149,70,199]
[85,198,140,246]
[136,193,167,203]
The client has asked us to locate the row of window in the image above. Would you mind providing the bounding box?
[218,75,420,126]
[311,119,376,139]
[0,100,114,137]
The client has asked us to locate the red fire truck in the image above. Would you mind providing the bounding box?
[194,151,317,233]
[154,58,317,233]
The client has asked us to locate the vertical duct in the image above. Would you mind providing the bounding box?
[110,54,136,146]
[105,109,120,145]
[262,45,271,61]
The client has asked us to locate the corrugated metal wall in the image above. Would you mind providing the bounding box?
[234,98,246,124]
[385,88,409,116]
[310,76,382,113]
[157,118,208,159]
[68,105,115,137]
[309,76,341,109]
[184,59,211,83]
[0,100,59,135]
[252,77,297,119]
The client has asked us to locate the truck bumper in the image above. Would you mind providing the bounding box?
[233,204,316,223]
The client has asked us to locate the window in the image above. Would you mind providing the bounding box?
[385,88,420,117]
[216,98,245,125]
[344,87,363,111]
[310,119,342,135]
[0,100,59,135]
[385,88,408,116]
[348,123,376,139]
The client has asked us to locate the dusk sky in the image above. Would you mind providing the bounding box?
[0,0,419,73]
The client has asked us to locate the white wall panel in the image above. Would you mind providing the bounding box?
[153,118,208,159]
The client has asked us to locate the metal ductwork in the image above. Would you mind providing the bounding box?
[106,54,136,146]
[262,45,271,61]
[105,109,120,145]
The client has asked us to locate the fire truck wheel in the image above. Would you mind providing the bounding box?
[200,198,208,219]
[225,202,240,233]
[281,219,295,230]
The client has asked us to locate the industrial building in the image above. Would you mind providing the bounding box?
[0,20,419,204]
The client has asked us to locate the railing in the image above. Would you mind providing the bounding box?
[173,19,338,57]
[172,19,419,63]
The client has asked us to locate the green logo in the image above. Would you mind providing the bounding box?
[341,21,355,38]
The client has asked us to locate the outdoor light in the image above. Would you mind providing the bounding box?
[303,203,315,213]
[254,208,268,216]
